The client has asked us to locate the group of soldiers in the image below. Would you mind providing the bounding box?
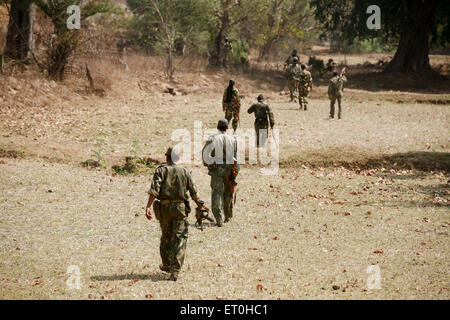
[285,49,348,119]
[144,49,348,282]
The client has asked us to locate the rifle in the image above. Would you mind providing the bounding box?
[195,200,214,231]
[339,67,346,78]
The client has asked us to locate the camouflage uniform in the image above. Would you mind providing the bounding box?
[148,162,199,275]
[285,53,300,65]
[247,98,275,148]
[202,126,239,226]
[222,87,241,132]
[286,63,301,102]
[328,75,347,119]
[298,68,312,110]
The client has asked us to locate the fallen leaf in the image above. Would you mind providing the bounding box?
[256,284,264,292]
[145,294,153,299]
[373,250,384,254]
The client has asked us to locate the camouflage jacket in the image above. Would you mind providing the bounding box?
[247,102,275,128]
[222,88,241,111]
[328,75,347,98]
[286,65,301,81]
[299,70,312,87]
[148,163,198,201]
[285,54,300,65]
[202,131,239,177]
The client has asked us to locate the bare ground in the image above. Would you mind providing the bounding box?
[0,58,449,299]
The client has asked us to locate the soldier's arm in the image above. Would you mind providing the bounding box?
[202,138,214,167]
[145,167,163,220]
[268,107,275,128]
[186,170,200,203]
[247,104,255,114]
[222,90,227,111]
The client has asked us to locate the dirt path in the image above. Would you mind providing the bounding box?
[0,70,449,299]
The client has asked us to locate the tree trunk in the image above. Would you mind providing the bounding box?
[209,0,232,68]
[258,0,282,59]
[4,0,33,61]
[384,0,438,75]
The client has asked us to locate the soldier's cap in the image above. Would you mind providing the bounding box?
[217,118,229,130]
[300,63,306,69]
[165,146,180,163]
[292,49,297,55]
[257,94,264,101]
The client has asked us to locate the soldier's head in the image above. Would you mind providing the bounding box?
[301,64,306,70]
[165,146,180,164]
[217,118,229,132]
[333,71,339,76]
[257,94,264,102]
[229,79,235,87]
[292,49,297,56]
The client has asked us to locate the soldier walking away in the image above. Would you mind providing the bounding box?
[145,147,205,281]
[298,64,313,111]
[202,119,239,227]
[286,57,301,102]
[328,69,347,119]
[222,79,241,133]
[285,49,300,66]
[282,50,300,92]
[247,95,275,148]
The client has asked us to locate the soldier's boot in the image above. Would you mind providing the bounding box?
[169,272,179,281]
[216,219,223,227]
[224,217,231,223]
[159,264,170,273]
[304,101,307,111]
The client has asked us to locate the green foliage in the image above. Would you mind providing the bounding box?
[126,0,215,55]
[311,0,449,47]
[238,0,317,57]
[348,38,395,54]
[308,56,325,75]
[33,0,117,80]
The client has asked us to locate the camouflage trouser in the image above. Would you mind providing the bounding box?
[288,80,298,101]
[298,86,310,110]
[255,124,269,148]
[159,202,189,273]
[210,174,233,224]
[225,109,240,132]
[329,96,342,119]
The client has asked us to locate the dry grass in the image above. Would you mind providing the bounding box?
[0,53,449,299]
[0,158,448,299]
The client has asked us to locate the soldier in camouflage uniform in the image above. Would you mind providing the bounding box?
[286,58,301,102]
[247,94,275,148]
[145,147,204,281]
[285,49,300,66]
[202,119,239,227]
[328,71,347,119]
[298,64,313,110]
[222,79,241,133]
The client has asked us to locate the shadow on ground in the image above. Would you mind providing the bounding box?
[283,149,450,173]
[236,63,450,95]
[90,272,168,282]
